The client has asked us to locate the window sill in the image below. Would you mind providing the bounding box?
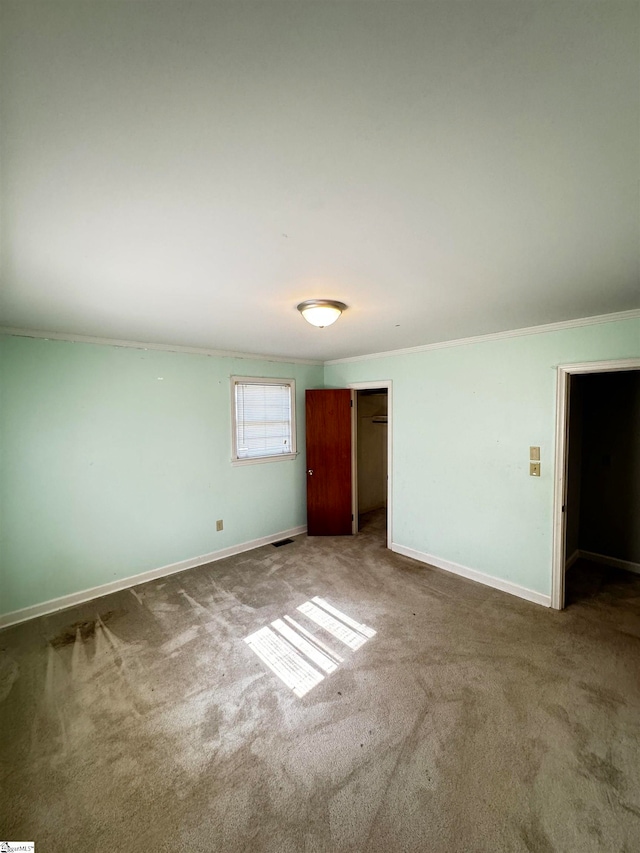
[231,453,298,467]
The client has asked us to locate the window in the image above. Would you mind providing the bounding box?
[231,377,297,464]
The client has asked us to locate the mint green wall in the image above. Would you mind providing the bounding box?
[0,336,323,615]
[2,318,638,616]
[325,318,640,597]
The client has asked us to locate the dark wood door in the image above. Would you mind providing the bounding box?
[305,389,353,535]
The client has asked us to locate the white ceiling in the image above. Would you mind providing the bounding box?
[1,1,638,362]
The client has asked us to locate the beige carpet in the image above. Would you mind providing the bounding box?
[1,511,639,852]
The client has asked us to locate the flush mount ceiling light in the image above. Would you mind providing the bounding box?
[297,299,347,328]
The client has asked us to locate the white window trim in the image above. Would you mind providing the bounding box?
[231,376,297,466]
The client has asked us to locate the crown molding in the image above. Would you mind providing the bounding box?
[324,309,640,366]
[0,327,323,366]
[2,308,638,368]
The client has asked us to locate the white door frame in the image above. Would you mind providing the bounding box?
[348,380,393,548]
[551,358,640,609]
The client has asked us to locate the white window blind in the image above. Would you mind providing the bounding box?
[232,378,296,462]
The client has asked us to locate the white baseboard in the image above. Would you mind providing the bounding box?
[578,550,640,575]
[0,525,307,630]
[391,543,551,607]
[565,549,581,571]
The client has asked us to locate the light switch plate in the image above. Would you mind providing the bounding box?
[530,446,540,461]
[530,462,540,476]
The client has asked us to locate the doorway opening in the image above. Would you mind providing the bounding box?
[552,359,640,609]
[349,382,392,548]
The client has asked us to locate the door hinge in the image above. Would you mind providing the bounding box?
[350,399,353,407]
[562,505,565,512]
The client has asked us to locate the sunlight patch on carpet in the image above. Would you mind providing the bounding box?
[244,599,375,696]
[297,601,367,649]
[244,626,324,697]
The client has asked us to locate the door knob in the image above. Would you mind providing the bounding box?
[307,469,314,476]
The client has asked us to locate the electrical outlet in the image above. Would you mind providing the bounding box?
[216,519,223,531]
[530,462,540,477]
